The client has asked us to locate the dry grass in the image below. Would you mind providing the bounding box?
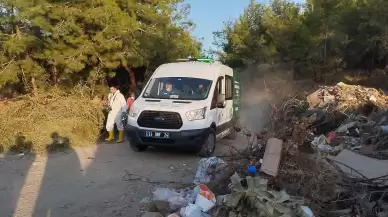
[0,89,104,153]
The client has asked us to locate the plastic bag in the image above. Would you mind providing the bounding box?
[193,157,228,184]
[153,188,194,211]
[153,188,177,201]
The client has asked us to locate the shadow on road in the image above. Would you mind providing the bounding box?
[0,135,36,217]
[1,130,223,217]
[0,152,35,217]
[32,133,83,217]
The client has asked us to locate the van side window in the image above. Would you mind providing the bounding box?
[225,75,233,100]
[217,77,223,94]
[211,76,224,109]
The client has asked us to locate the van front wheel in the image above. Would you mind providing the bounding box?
[197,129,216,157]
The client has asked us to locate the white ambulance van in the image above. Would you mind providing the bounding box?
[125,58,241,157]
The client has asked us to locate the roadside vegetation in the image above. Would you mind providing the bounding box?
[214,0,388,87]
[1,0,387,153]
[0,0,201,153]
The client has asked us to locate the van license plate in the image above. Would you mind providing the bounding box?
[145,131,169,138]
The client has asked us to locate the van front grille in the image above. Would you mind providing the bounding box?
[137,110,183,129]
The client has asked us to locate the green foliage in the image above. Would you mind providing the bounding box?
[214,0,388,78]
[0,0,201,94]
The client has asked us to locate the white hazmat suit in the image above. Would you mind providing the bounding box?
[106,90,127,131]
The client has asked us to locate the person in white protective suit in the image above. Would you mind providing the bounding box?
[105,84,127,143]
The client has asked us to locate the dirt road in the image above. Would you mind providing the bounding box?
[0,64,268,217]
[0,136,247,217]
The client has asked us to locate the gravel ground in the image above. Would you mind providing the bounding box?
[0,136,247,217]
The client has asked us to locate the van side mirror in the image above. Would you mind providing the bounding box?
[216,94,226,108]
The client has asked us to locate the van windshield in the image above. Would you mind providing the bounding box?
[142,77,212,100]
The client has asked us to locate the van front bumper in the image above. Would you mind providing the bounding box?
[125,125,210,147]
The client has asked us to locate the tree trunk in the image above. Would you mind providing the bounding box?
[123,63,136,93]
[31,77,38,96]
[51,64,58,86]
[289,62,296,80]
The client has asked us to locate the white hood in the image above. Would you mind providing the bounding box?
[134,98,207,112]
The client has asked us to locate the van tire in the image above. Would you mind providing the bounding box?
[226,126,237,140]
[130,142,148,152]
[197,129,216,157]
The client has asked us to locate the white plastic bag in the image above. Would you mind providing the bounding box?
[153,188,177,201]
[153,188,194,210]
[193,157,228,184]
[182,204,202,217]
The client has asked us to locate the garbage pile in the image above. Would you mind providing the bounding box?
[308,82,388,113]
[140,82,388,217]
[140,156,314,217]
[278,82,388,216]
[300,82,388,159]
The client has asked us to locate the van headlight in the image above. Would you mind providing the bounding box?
[128,107,140,117]
[186,107,206,121]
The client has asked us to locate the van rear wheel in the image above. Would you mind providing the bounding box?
[129,141,148,152]
[197,129,216,157]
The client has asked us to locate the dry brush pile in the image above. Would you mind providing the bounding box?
[0,89,104,153]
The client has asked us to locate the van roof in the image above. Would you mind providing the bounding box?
[152,62,228,80]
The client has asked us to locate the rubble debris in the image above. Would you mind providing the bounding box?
[261,138,283,177]
[302,109,326,127]
[288,83,388,159]
[138,83,387,217]
[336,121,357,133]
[273,82,388,216]
[307,90,321,108]
[311,135,332,152]
[329,149,388,184]
[314,82,388,112]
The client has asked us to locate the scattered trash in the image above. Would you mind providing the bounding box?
[139,82,387,217]
[247,165,256,176]
[307,90,321,108]
[329,149,388,184]
[147,184,217,217]
[193,157,227,184]
[181,203,202,217]
[302,109,326,127]
[194,185,215,212]
[297,206,315,217]
[153,188,195,212]
[336,121,357,133]
[260,138,283,177]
